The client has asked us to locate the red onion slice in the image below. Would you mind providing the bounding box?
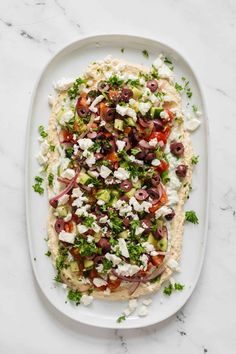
[129,281,141,295]
[49,170,79,204]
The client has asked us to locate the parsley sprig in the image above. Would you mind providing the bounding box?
[185,210,199,224]
[163,282,185,296]
[32,176,44,195]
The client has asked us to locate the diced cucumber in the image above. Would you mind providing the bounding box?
[70,261,79,272]
[96,189,111,203]
[125,188,136,198]
[157,238,168,252]
[147,233,158,248]
[150,107,163,119]
[132,87,142,99]
[94,233,102,242]
[133,180,142,189]
[125,117,136,127]
[77,172,90,185]
[118,230,129,239]
[114,119,124,131]
[84,259,94,269]
[111,190,120,197]
[56,206,68,217]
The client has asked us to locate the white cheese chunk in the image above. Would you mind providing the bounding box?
[77,138,94,150]
[142,298,152,306]
[116,140,126,151]
[116,104,137,121]
[36,153,48,165]
[105,253,122,266]
[114,167,130,181]
[185,118,201,131]
[93,277,107,287]
[60,110,74,125]
[59,231,76,244]
[40,140,50,155]
[54,77,75,91]
[80,294,94,306]
[100,165,112,179]
[77,224,88,234]
[155,206,173,219]
[139,101,151,115]
[58,194,70,206]
[118,238,129,258]
[138,305,148,317]
[61,168,75,180]
[151,159,161,166]
[116,263,140,277]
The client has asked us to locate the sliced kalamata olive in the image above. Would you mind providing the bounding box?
[141,219,152,232]
[93,255,104,264]
[103,107,116,121]
[153,119,165,131]
[145,152,156,161]
[76,105,89,117]
[97,238,111,252]
[139,139,153,150]
[147,188,160,200]
[165,209,175,221]
[128,128,139,147]
[120,195,129,202]
[138,117,150,128]
[136,150,146,159]
[54,218,65,233]
[147,79,158,92]
[176,164,188,178]
[120,180,133,192]
[87,132,97,139]
[123,218,130,227]
[170,141,184,156]
[151,173,161,187]
[49,199,58,208]
[97,80,110,92]
[135,189,148,201]
[120,88,133,102]
[153,226,168,240]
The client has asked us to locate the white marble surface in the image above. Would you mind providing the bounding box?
[0,0,236,353]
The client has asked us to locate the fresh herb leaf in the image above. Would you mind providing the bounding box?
[68,77,86,99]
[131,148,141,155]
[142,50,149,58]
[117,315,126,323]
[65,146,74,158]
[49,143,55,151]
[192,104,198,113]
[164,57,174,70]
[47,172,54,187]
[74,237,98,257]
[67,289,82,305]
[45,250,51,257]
[127,79,141,87]
[85,177,101,187]
[102,258,113,272]
[83,216,95,228]
[32,176,44,195]
[163,283,173,296]
[191,155,199,165]
[174,283,184,290]
[108,75,124,87]
[175,82,183,92]
[127,243,145,264]
[88,140,102,152]
[38,125,48,138]
[186,88,192,98]
[161,171,170,184]
[121,48,124,53]
[185,210,199,224]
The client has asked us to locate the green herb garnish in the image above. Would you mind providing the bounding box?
[45,250,51,257]
[185,210,199,224]
[68,77,86,99]
[32,176,44,195]
[164,57,174,70]
[83,216,95,228]
[108,75,124,87]
[117,315,126,323]
[102,258,113,272]
[142,49,149,58]
[191,155,199,165]
[121,48,124,53]
[192,104,198,113]
[47,172,54,187]
[67,289,82,305]
[175,83,183,92]
[131,148,141,155]
[174,283,185,290]
[38,125,48,138]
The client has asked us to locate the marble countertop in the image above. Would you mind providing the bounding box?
[1,0,236,353]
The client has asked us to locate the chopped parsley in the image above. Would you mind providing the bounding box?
[175,77,192,98]
[109,212,124,234]
[142,49,149,59]
[192,104,198,113]
[45,250,51,257]
[85,177,101,187]
[175,82,183,92]
[38,125,48,138]
[117,315,126,323]
[83,216,95,228]
[88,140,102,152]
[161,171,170,184]
[67,289,82,305]
[32,176,44,195]
[102,258,113,272]
[65,146,74,158]
[163,282,185,296]
[131,148,141,155]
[128,243,145,264]
[68,77,86,99]
[164,57,174,70]
[74,237,98,257]
[185,210,199,224]
[49,143,55,151]
[108,75,124,87]
[47,172,54,187]
[191,155,199,165]
[127,79,141,88]
[120,48,124,53]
